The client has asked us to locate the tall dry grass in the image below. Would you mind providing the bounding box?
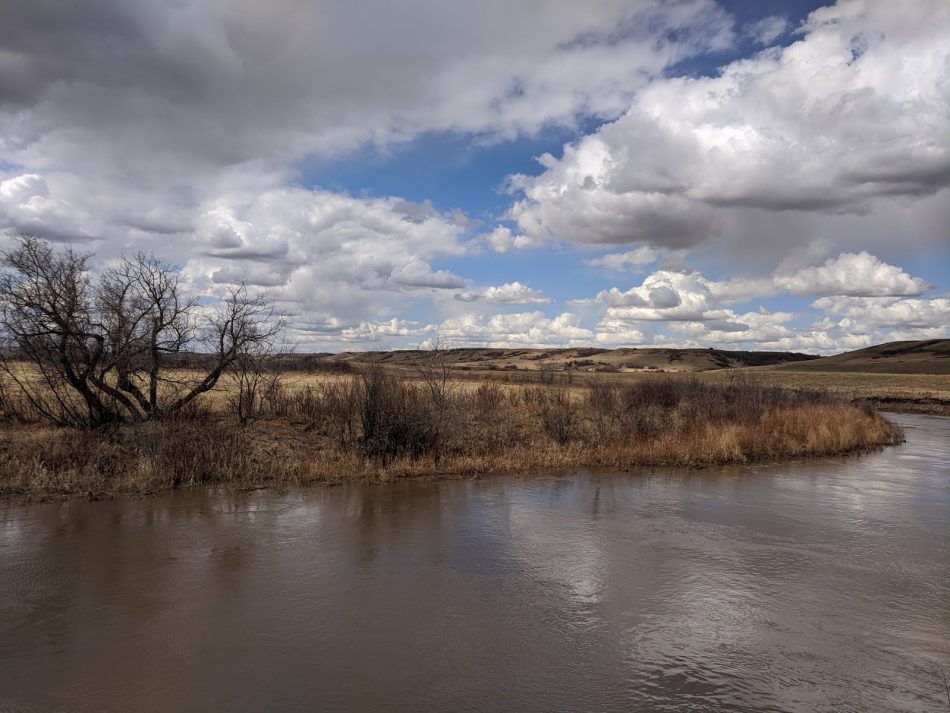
[0,366,903,498]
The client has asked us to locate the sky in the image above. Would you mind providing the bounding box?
[0,0,947,354]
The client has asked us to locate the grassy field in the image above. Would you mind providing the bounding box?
[767,339,950,374]
[274,338,950,414]
[325,346,820,373]
[0,363,904,499]
[701,368,950,411]
[293,365,950,412]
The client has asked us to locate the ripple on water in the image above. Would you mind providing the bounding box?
[0,413,947,712]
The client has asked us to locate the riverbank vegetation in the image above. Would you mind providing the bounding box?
[0,365,902,498]
[0,236,903,498]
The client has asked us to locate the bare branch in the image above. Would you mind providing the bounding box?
[0,237,285,427]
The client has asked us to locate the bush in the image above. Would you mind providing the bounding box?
[528,387,577,445]
[133,418,252,487]
[0,368,900,497]
[355,366,437,461]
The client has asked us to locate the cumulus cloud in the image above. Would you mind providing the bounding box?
[787,293,950,351]
[337,318,434,345]
[455,282,550,305]
[668,309,796,345]
[773,252,928,297]
[584,246,658,270]
[706,276,778,304]
[591,320,646,346]
[0,0,737,351]
[0,0,732,184]
[743,15,789,45]
[0,0,734,238]
[813,295,950,331]
[438,311,593,347]
[0,173,99,242]
[576,251,942,352]
[0,1,945,352]
[481,226,541,253]
[710,252,929,302]
[594,270,727,320]
[175,187,469,344]
[510,165,718,247]
[509,0,950,249]
[587,268,744,347]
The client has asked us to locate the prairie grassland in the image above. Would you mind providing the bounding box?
[426,366,950,411]
[0,364,902,498]
[6,362,946,410]
[697,369,950,408]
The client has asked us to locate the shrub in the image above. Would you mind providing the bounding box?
[0,368,901,497]
[528,387,577,445]
[356,366,432,460]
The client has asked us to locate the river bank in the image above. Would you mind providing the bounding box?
[1,412,946,712]
[0,373,902,499]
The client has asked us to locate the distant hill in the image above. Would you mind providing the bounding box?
[297,340,950,376]
[321,347,818,373]
[768,339,950,375]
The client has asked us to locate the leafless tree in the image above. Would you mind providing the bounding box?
[414,335,458,464]
[538,359,557,385]
[228,335,293,427]
[416,335,453,409]
[0,235,284,427]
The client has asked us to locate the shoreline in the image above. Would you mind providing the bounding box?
[0,435,905,505]
[0,365,917,502]
[852,397,950,417]
[1,400,904,502]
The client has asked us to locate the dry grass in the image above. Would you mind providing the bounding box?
[5,360,947,412]
[697,369,950,413]
[0,366,903,499]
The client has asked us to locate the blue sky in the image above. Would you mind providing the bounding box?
[0,0,947,352]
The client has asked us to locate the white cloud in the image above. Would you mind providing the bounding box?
[744,16,789,45]
[774,251,928,297]
[509,0,950,249]
[358,276,947,353]
[0,0,734,310]
[813,295,950,331]
[0,173,99,242]
[577,252,944,352]
[0,1,733,185]
[455,282,550,305]
[667,310,796,346]
[592,321,646,346]
[438,311,593,348]
[482,226,542,253]
[390,262,466,290]
[0,1,945,353]
[706,276,779,304]
[584,246,658,270]
[782,294,950,352]
[595,270,727,320]
[710,251,929,302]
[174,187,469,346]
[338,318,434,345]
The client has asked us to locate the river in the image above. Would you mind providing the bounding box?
[1,413,948,712]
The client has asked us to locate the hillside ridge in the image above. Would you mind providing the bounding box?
[296,339,950,375]
[768,339,950,374]
[310,346,818,373]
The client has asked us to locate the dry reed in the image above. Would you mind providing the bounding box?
[0,367,903,498]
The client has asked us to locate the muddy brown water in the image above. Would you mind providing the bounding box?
[1,413,948,712]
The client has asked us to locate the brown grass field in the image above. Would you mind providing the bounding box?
[279,338,950,413]
[0,359,907,499]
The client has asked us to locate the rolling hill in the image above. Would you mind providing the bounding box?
[322,347,818,373]
[768,339,950,375]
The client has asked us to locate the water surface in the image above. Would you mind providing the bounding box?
[1,413,948,712]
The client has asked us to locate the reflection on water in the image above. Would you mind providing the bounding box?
[1,414,948,712]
